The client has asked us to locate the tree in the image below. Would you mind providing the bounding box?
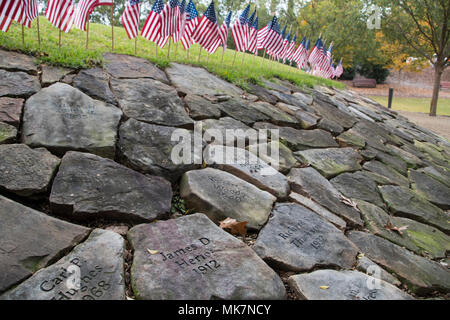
[373,0,450,116]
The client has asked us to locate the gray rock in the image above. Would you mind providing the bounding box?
[183,94,221,120]
[204,145,290,198]
[317,118,344,135]
[250,101,299,127]
[103,53,168,83]
[118,119,200,182]
[0,122,16,144]
[166,63,243,97]
[288,167,363,227]
[0,49,37,73]
[288,270,413,300]
[110,78,193,128]
[1,229,125,300]
[336,129,366,149]
[368,147,408,175]
[0,144,60,196]
[331,171,383,207]
[262,79,291,93]
[349,106,376,122]
[73,68,117,105]
[295,147,363,178]
[217,98,270,125]
[128,213,286,300]
[41,65,72,86]
[356,256,401,287]
[246,84,278,104]
[363,161,409,187]
[292,92,313,105]
[348,231,450,294]
[349,103,384,122]
[180,168,276,230]
[197,117,257,147]
[253,122,337,151]
[0,70,40,98]
[254,203,357,272]
[386,144,423,169]
[22,83,122,158]
[50,151,172,222]
[0,195,90,294]
[310,101,356,129]
[269,90,311,111]
[248,141,298,174]
[352,120,397,150]
[0,97,23,126]
[356,199,450,259]
[417,166,450,188]
[292,109,320,129]
[379,185,450,234]
[288,192,346,230]
[409,169,450,210]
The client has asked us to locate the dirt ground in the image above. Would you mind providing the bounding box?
[396,111,450,141]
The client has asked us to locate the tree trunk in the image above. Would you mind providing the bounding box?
[429,64,443,117]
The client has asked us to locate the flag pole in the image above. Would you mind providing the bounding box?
[59,29,62,47]
[86,20,90,49]
[21,25,24,46]
[260,49,266,67]
[221,47,225,63]
[197,46,202,62]
[167,37,171,59]
[241,52,245,66]
[175,41,179,59]
[135,5,141,55]
[36,16,41,51]
[231,50,237,66]
[111,3,114,51]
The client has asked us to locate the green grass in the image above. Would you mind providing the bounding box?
[369,96,450,116]
[0,17,344,91]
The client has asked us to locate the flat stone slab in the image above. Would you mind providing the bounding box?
[356,256,401,287]
[250,101,298,127]
[363,160,409,187]
[248,141,298,174]
[310,101,356,129]
[0,196,90,294]
[217,98,269,125]
[196,117,256,146]
[180,168,276,230]
[368,147,408,175]
[293,92,313,105]
[41,65,72,86]
[247,84,278,104]
[1,229,125,300]
[0,70,41,98]
[331,171,384,207]
[348,231,450,294]
[295,148,363,179]
[409,169,450,210]
[103,53,168,83]
[417,166,450,188]
[288,167,363,227]
[337,129,366,149]
[0,49,37,73]
[253,123,337,151]
[379,185,450,234]
[254,203,358,271]
[0,97,23,127]
[0,122,16,144]
[127,213,286,300]
[166,63,243,97]
[386,144,423,169]
[73,68,117,105]
[204,145,290,198]
[317,118,344,135]
[50,151,172,222]
[288,192,346,230]
[288,270,413,300]
[22,83,122,158]
[292,109,320,129]
[183,94,221,120]
[0,144,60,196]
[111,78,193,128]
[118,119,200,182]
[269,90,311,111]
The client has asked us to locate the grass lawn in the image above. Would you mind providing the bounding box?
[0,17,343,91]
[369,96,450,116]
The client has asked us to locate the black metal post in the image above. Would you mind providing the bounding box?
[388,88,394,109]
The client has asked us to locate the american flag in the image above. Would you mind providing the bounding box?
[334,59,344,78]
[264,17,283,57]
[293,37,308,69]
[209,9,231,53]
[231,4,250,52]
[24,0,38,22]
[173,0,187,42]
[280,29,290,61]
[0,0,25,32]
[308,38,323,66]
[160,0,180,38]
[121,0,140,39]
[74,0,113,31]
[256,24,267,50]
[192,0,219,54]
[45,0,75,33]
[141,0,164,42]
[247,15,258,54]
[285,33,296,62]
[180,0,198,50]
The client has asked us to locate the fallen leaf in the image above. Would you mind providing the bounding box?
[339,195,361,212]
[357,253,365,260]
[147,249,159,255]
[319,286,330,290]
[384,219,408,235]
[219,217,248,236]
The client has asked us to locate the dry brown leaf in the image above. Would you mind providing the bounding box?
[219,217,248,236]
[339,195,361,212]
[384,219,408,235]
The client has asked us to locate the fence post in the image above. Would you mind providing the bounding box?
[388,88,394,109]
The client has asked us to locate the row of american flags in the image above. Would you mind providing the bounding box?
[0,0,344,79]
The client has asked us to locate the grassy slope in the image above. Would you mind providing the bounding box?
[0,17,344,91]
[369,96,450,116]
